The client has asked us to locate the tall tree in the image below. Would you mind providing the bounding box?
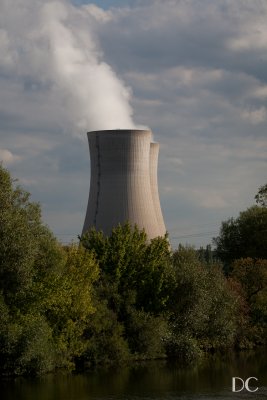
[213,206,267,266]
[0,165,99,375]
[168,246,238,354]
[80,224,173,359]
[81,223,174,315]
[229,258,267,344]
[0,164,43,302]
[255,183,267,207]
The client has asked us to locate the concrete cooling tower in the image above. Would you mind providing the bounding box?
[82,129,166,240]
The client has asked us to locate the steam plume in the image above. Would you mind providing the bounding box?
[42,1,140,131]
[1,0,144,134]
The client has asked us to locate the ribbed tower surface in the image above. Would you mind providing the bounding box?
[149,142,166,237]
[82,129,166,240]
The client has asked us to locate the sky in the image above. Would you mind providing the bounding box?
[1,0,266,248]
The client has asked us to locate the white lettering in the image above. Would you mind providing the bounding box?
[232,377,244,392]
[245,377,258,392]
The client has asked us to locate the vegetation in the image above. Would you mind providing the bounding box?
[166,246,239,361]
[213,183,267,346]
[255,183,267,207]
[80,224,174,365]
[213,206,267,269]
[0,165,99,375]
[0,164,266,376]
[229,258,267,347]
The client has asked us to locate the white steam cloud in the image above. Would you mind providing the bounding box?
[1,0,143,134]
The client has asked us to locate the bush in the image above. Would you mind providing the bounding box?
[165,333,202,364]
[169,246,239,351]
[0,306,54,376]
[82,300,130,367]
[229,258,267,346]
[125,309,168,359]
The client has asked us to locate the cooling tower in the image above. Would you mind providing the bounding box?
[82,129,166,240]
[149,142,166,237]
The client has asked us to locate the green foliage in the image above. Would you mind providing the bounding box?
[255,183,267,207]
[170,246,210,333]
[81,224,173,362]
[229,258,267,345]
[0,165,99,375]
[1,164,266,375]
[125,309,168,358]
[204,265,239,348]
[38,244,100,370]
[197,244,214,264]
[212,186,267,346]
[81,224,174,315]
[82,299,130,367]
[230,258,267,301]
[0,165,42,303]
[169,246,239,352]
[165,333,202,364]
[42,245,98,322]
[0,292,54,375]
[213,206,267,267]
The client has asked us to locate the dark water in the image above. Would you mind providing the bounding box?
[1,350,267,400]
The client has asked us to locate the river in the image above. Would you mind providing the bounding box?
[1,350,267,400]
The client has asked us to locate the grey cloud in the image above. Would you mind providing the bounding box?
[98,0,267,85]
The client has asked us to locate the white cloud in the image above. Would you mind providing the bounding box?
[227,17,267,52]
[0,149,20,165]
[0,0,144,135]
[252,85,267,99]
[81,4,112,22]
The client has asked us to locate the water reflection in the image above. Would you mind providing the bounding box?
[1,349,267,400]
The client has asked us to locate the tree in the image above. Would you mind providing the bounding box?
[81,224,174,360]
[81,223,174,315]
[0,164,60,374]
[41,244,99,370]
[213,206,267,267]
[229,258,267,345]
[255,183,267,207]
[230,258,267,301]
[0,165,100,374]
[82,298,130,367]
[0,164,43,303]
[197,244,214,264]
[166,246,239,359]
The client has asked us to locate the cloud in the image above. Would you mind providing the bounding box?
[241,107,267,125]
[97,0,267,88]
[0,29,14,68]
[0,149,20,165]
[0,0,144,134]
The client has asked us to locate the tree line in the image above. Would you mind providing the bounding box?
[0,164,266,376]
